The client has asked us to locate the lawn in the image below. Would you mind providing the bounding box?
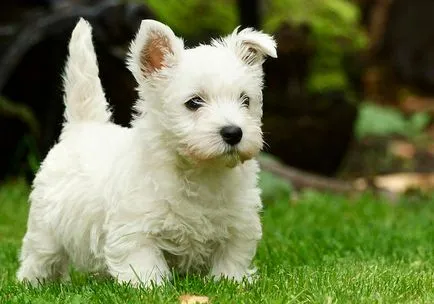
[0,179,433,303]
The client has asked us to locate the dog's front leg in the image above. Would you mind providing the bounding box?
[209,235,259,283]
[104,228,170,288]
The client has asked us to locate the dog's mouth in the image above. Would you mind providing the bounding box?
[179,144,258,168]
[222,148,256,168]
[222,150,240,168]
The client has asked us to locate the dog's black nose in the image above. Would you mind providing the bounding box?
[220,125,243,145]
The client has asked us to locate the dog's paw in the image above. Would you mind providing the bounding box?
[17,268,48,287]
[209,266,257,284]
[16,275,40,287]
[117,269,170,289]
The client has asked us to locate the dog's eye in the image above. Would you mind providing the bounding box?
[185,97,204,111]
[241,94,250,108]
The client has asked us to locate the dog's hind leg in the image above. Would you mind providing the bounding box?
[17,220,70,285]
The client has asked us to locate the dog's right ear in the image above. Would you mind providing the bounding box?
[127,20,184,82]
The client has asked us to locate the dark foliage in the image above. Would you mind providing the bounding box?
[376,0,434,95]
[0,0,154,180]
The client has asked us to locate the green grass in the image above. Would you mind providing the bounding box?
[0,179,433,303]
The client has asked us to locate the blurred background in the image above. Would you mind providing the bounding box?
[1,0,434,195]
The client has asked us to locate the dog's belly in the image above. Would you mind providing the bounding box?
[163,240,218,274]
[156,228,222,274]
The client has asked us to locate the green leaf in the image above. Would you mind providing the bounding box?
[355,103,429,139]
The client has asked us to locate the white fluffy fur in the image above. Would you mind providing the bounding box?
[17,18,277,287]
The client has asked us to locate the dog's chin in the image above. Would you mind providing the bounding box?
[222,152,241,168]
[180,147,258,168]
[221,149,258,168]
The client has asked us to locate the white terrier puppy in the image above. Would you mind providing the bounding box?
[17,18,276,287]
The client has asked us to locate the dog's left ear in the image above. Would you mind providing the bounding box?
[226,27,277,66]
[127,20,184,83]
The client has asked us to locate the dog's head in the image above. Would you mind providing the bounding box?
[128,20,276,168]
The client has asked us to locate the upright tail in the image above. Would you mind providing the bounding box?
[62,18,111,124]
